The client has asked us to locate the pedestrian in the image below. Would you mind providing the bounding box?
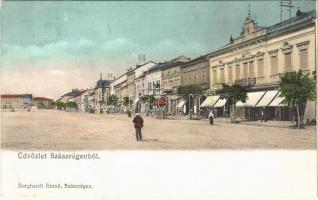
[132,113,144,141]
[128,110,131,117]
[208,110,214,125]
[260,108,264,122]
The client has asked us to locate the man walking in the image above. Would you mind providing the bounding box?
[208,110,214,125]
[133,113,144,141]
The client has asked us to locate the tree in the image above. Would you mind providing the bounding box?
[107,95,118,105]
[177,84,204,115]
[65,101,78,109]
[218,84,248,120]
[279,70,316,129]
[177,84,204,100]
[141,95,155,103]
[123,96,133,106]
[53,100,66,110]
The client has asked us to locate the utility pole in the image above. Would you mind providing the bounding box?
[280,0,294,22]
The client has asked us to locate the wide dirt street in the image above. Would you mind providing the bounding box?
[1,110,316,150]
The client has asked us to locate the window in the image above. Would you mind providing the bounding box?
[270,55,278,75]
[220,68,225,83]
[257,59,264,77]
[284,52,292,72]
[213,69,217,84]
[299,49,308,69]
[248,61,254,77]
[228,65,233,83]
[243,63,248,78]
[235,64,240,80]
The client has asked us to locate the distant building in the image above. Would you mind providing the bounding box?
[59,89,82,103]
[1,94,33,109]
[127,61,157,101]
[33,97,53,109]
[147,56,189,97]
[88,91,95,112]
[110,72,128,107]
[94,74,112,113]
[68,90,87,111]
[135,72,148,98]
[78,89,94,112]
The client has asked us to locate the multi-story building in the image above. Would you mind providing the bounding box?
[111,72,128,106]
[134,61,157,97]
[1,94,33,109]
[135,72,148,98]
[94,74,112,113]
[207,9,316,120]
[33,97,53,109]
[77,89,94,112]
[126,61,157,101]
[147,63,165,96]
[126,68,136,101]
[147,56,190,97]
[160,56,190,113]
[59,89,81,103]
[88,91,95,112]
[181,55,210,89]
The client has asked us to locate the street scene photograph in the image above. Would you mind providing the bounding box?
[1,0,316,150]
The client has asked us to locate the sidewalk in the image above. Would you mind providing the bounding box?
[213,117,316,130]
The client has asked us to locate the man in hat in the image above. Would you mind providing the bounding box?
[132,113,144,141]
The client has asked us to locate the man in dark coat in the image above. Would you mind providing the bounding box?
[132,113,144,141]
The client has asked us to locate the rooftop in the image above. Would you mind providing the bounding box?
[34,97,53,101]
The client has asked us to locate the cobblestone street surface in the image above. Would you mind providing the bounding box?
[1,110,316,150]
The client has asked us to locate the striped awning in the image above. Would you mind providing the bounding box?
[214,98,226,108]
[268,92,286,107]
[200,96,219,107]
[236,91,266,107]
[256,90,279,107]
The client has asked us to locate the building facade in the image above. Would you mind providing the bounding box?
[181,55,209,89]
[33,97,53,109]
[208,9,316,120]
[94,75,112,113]
[160,56,190,114]
[1,94,33,109]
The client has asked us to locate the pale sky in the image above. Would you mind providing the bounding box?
[1,1,315,99]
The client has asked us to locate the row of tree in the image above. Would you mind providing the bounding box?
[53,101,78,110]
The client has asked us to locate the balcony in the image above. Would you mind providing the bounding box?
[235,77,256,87]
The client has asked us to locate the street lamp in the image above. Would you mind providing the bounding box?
[188,94,193,120]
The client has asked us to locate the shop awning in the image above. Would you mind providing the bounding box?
[176,100,186,109]
[268,92,286,107]
[255,90,279,107]
[236,91,266,107]
[214,98,226,108]
[200,96,219,107]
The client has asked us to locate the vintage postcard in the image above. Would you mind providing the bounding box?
[0,0,316,199]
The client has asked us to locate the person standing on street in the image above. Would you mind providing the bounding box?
[208,110,214,125]
[133,113,144,141]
